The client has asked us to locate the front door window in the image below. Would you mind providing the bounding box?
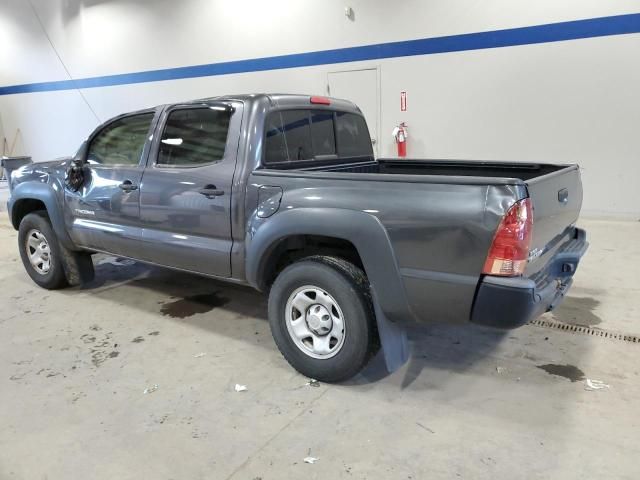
[87,113,154,166]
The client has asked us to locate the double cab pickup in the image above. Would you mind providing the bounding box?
[6,94,588,381]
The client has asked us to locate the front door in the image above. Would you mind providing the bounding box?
[65,111,156,258]
[328,68,379,156]
[138,102,242,277]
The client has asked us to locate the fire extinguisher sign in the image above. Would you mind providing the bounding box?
[400,91,407,111]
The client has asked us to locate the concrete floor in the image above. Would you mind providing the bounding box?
[1,216,639,480]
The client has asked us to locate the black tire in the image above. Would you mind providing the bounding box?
[18,211,70,289]
[268,256,378,383]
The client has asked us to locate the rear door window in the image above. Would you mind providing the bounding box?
[157,107,231,167]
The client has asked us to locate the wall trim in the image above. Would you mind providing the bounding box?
[1,13,639,96]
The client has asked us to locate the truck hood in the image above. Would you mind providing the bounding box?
[10,157,72,192]
[20,157,73,173]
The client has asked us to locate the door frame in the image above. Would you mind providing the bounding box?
[327,66,381,157]
[64,108,162,253]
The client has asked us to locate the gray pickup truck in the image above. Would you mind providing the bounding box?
[6,93,587,381]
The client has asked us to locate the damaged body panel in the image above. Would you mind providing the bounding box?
[6,94,587,380]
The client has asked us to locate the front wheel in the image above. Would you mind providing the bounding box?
[18,212,70,289]
[268,256,378,382]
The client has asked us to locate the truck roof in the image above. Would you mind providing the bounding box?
[182,93,362,114]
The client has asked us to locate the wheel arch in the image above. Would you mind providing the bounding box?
[10,198,47,229]
[9,182,76,249]
[257,234,364,290]
[246,208,413,324]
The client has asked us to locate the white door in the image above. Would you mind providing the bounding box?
[328,68,379,156]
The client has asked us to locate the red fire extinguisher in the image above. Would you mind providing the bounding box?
[393,122,408,157]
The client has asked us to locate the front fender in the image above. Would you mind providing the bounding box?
[9,181,76,250]
[246,207,413,324]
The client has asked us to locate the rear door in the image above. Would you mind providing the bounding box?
[137,102,242,277]
[65,111,157,257]
[525,165,583,276]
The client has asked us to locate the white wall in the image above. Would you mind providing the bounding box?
[1,0,639,217]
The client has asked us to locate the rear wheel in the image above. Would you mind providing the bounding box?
[268,256,377,382]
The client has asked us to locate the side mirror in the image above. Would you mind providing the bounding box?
[66,141,88,191]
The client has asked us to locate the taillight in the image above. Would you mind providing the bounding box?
[482,198,533,276]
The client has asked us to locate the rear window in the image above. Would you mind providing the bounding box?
[264,109,372,166]
[310,111,336,156]
[335,112,372,158]
[265,110,313,163]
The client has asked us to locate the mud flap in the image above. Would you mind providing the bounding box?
[372,292,409,372]
[60,248,95,287]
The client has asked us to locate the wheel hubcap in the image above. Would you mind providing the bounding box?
[285,286,345,359]
[306,304,332,335]
[25,229,51,275]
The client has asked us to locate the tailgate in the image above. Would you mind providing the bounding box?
[525,165,583,276]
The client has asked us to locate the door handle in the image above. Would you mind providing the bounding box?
[198,185,224,198]
[119,180,138,192]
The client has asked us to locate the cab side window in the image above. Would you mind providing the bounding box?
[87,113,153,166]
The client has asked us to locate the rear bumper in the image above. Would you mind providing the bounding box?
[471,227,588,329]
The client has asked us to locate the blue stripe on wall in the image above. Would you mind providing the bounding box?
[1,13,639,96]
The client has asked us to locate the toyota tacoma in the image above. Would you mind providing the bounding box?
[6,94,588,381]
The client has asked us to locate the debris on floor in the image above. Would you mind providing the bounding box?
[303,456,318,464]
[585,379,610,391]
[193,352,207,358]
[143,384,159,394]
[305,378,320,387]
[234,384,248,392]
[496,366,505,374]
[416,422,435,434]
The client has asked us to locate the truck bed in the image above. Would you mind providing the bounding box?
[304,158,567,182]
[263,156,583,288]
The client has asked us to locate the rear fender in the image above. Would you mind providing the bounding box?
[246,208,410,372]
